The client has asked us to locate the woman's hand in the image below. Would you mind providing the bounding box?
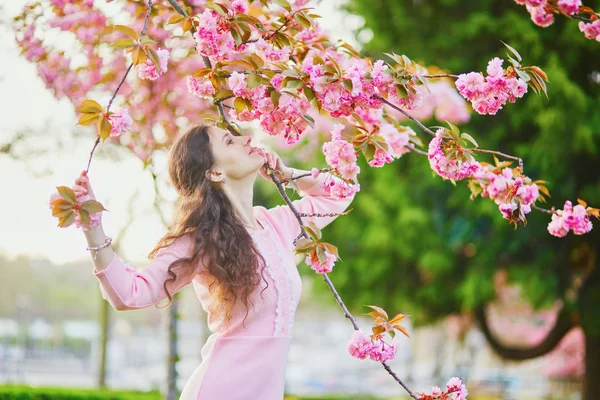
[256,148,293,183]
[74,170,97,201]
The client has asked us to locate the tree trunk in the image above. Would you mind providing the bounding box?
[582,334,599,400]
[166,291,180,400]
[97,297,110,388]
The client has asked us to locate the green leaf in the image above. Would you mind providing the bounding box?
[342,79,353,92]
[57,211,76,228]
[501,41,522,63]
[78,100,103,114]
[303,86,315,102]
[110,24,138,40]
[234,97,247,114]
[79,209,90,229]
[272,0,292,12]
[284,78,303,90]
[301,114,315,129]
[98,117,112,141]
[81,200,108,213]
[270,90,281,108]
[113,38,135,49]
[57,186,76,204]
[460,132,479,148]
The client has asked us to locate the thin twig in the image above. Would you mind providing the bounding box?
[532,204,555,215]
[165,0,237,135]
[471,148,524,170]
[106,63,134,114]
[421,73,459,79]
[86,1,152,173]
[571,14,592,23]
[382,362,419,399]
[267,168,420,396]
[406,144,427,156]
[297,211,351,218]
[374,95,436,137]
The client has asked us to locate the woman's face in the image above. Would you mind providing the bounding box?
[207,126,265,181]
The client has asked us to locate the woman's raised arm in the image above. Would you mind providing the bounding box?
[265,168,356,250]
[78,172,196,311]
[92,234,195,311]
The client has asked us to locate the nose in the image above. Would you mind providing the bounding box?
[244,136,252,146]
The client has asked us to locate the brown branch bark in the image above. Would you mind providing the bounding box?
[475,304,575,360]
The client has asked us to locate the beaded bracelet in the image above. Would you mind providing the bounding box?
[283,168,295,187]
[86,236,112,261]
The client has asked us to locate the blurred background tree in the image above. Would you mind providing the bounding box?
[272,0,599,398]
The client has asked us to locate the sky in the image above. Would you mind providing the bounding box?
[0,0,365,265]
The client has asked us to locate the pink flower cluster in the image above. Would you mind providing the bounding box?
[322,124,361,181]
[547,200,593,237]
[137,48,169,81]
[187,76,216,99]
[193,9,237,61]
[305,248,337,274]
[416,377,469,400]
[49,174,102,231]
[428,130,481,181]
[225,72,311,144]
[514,0,587,30]
[455,58,528,115]
[470,165,540,223]
[107,108,133,138]
[579,19,600,42]
[347,330,397,363]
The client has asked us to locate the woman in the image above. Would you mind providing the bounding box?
[79,124,355,399]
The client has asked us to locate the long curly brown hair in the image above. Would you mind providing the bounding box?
[147,125,268,324]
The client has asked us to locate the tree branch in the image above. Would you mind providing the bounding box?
[475,304,575,360]
[165,0,237,135]
[373,95,436,137]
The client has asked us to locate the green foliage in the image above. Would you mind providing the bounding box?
[0,386,403,400]
[0,385,161,399]
[273,0,600,329]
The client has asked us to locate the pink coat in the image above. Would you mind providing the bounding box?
[93,173,355,399]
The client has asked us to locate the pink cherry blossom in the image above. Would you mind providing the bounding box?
[428,130,481,181]
[557,0,581,15]
[108,108,133,138]
[547,201,593,237]
[578,20,600,41]
[187,76,216,99]
[323,178,361,200]
[305,248,337,274]
[228,71,248,96]
[347,330,375,360]
[455,59,528,115]
[137,48,169,80]
[368,339,397,363]
[527,4,555,27]
[231,0,249,14]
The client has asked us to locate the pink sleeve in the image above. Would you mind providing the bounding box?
[265,173,356,249]
[93,235,196,311]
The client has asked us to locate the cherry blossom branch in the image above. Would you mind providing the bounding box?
[471,148,524,170]
[373,95,436,137]
[280,167,332,183]
[165,0,235,135]
[421,73,459,79]
[297,211,351,218]
[532,204,556,214]
[406,144,428,156]
[266,168,419,396]
[86,1,153,173]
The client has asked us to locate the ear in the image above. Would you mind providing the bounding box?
[205,168,224,183]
